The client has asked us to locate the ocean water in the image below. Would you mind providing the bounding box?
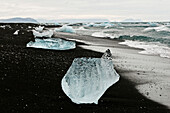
[74,22,170,58]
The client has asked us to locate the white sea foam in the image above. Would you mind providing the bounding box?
[91,32,119,39]
[78,26,87,30]
[92,32,111,38]
[119,40,170,58]
[84,22,114,28]
[75,26,87,31]
[143,25,170,32]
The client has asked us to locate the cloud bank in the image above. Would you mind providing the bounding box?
[0,0,170,21]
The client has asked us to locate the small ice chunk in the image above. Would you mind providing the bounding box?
[0,25,6,29]
[102,49,112,60]
[35,26,44,32]
[28,26,32,29]
[55,25,75,33]
[26,38,76,50]
[91,32,115,39]
[61,53,120,104]
[32,30,53,38]
[13,30,19,35]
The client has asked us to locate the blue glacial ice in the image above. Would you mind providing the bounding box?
[32,30,54,38]
[61,50,120,104]
[148,22,158,27]
[26,38,76,50]
[54,25,75,33]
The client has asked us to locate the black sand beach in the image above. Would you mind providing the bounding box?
[0,23,170,113]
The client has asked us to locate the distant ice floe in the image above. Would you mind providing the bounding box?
[61,50,120,104]
[84,22,114,28]
[143,25,170,32]
[148,22,158,27]
[54,25,75,33]
[32,30,53,38]
[27,38,76,50]
[13,30,19,35]
[119,40,170,58]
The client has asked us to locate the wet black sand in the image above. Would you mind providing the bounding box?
[0,23,169,113]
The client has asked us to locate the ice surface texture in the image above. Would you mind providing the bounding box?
[61,55,120,104]
[102,49,113,60]
[54,25,75,33]
[27,38,76,50]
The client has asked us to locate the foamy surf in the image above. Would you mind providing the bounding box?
[119,40,170,59]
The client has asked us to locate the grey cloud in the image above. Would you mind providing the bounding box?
[0,0,169,21]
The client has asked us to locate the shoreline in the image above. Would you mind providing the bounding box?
[54,32,170,110]
[0,23,169,112]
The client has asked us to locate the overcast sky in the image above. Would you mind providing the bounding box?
[0,0,170,21]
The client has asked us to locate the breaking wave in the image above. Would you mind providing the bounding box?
[143,25,170,33]
[118,35,170,47]
[91,32,170,47]
[91,32,170,58]
[119,40,170,58]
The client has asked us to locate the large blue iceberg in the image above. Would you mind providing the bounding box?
[61,50,120,104]
[26,38,76,50]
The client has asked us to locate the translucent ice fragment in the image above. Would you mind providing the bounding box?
[27,38,76,50]
[13,30,19,35]
[62,57,120,104]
